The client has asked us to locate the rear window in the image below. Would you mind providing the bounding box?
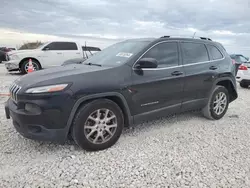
[181,42,209,65]
[207,44,223,60]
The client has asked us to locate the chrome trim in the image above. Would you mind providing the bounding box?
[141,101,159,107]
[183,56,225,67]
[139,65,181,71]
[132,40,225,71]
[9,83,21,101]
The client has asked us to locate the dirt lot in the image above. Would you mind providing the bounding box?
[0,64,250,188]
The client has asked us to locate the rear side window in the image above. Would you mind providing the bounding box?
[142,42,179,68]
[207,44,223,60]
[45,42,78,50]
[181,42,209,65]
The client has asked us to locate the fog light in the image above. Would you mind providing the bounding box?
[25,103,41,114]
[28,125,41,133]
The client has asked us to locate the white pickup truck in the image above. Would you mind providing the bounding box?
[4,41,100,74]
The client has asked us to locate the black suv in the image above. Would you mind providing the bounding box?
[5,36,238,151]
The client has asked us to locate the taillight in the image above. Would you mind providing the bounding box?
[238,65,248,70]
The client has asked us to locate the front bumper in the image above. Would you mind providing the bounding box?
[4,60,20,71]
[5,91,74,143]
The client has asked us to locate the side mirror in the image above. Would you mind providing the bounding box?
[135,58,158,69]
[43,47,49,51]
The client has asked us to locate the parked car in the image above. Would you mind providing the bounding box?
[0,50,7,63]
[236,62,250,88]
[62,46,101,66]
[4,41,96,74]
[230,54,249,75]
[5,36,238,151]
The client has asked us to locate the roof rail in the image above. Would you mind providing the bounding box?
[160,35,212,41]
[160,36,170,38]
[200,37,212,41]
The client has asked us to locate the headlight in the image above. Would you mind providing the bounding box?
[9,54,19,60]
[25,84,68,93]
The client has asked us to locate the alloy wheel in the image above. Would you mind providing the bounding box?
[84,108,118,144]
[213,92,227,115]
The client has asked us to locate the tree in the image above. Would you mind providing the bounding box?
[18,41,43,50]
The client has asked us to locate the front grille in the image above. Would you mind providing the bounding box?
[9,83,21,102]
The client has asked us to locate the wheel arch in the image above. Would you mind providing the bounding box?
[214,78,238,102]
[65,92,133,138]
[19,57,42,69]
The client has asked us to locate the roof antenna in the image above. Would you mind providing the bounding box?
[192,32,196,38]
[85,41,88,59]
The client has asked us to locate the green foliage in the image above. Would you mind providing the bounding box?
[18,41,43,50]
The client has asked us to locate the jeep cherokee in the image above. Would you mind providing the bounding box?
[5,36,238,151]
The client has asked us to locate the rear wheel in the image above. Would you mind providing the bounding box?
[202,86,229,120]
[20,59,41,74]
[71,99,124,151]
[240,82,249,88]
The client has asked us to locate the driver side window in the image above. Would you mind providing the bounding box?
[142,42,179,68]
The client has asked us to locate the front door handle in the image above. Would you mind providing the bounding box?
[57,52,62,55]
[171,71,183,76]
[209,66,218,70]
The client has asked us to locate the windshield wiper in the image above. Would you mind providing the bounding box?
[84,62,102,67]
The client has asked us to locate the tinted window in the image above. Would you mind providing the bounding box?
[182,43,209,64]
[207,45,223,60]
[45,42,78,50]
[142,42,179,68]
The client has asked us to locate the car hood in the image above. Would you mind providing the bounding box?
[15,64,110,88]
[8,49,40,55]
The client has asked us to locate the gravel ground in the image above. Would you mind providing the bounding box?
[0,64,250,188]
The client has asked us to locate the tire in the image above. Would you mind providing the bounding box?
[240,82,249,88]
[202,86,229,120]
[71,99,124,151]
[20,59,41,74]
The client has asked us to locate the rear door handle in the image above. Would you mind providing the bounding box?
[171,71,183,76]
[57,52,62,55]
[209,66,218,70]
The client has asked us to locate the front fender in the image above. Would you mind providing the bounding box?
[64,92,133,139]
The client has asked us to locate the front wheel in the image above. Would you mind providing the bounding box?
[202,86,229,120]
[71,99,124,151]
[20,59,41,74]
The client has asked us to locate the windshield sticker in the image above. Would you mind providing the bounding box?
[116,52,133,58]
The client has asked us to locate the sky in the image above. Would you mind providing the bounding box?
[0,0,250,56]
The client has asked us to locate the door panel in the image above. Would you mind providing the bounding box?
[130,41,185,116]
[41,51,64,68]
[131,67,184,115]
[180,42,217,103]
[182,63,218,101]
[62,42,81,62]
[41,42,79,68]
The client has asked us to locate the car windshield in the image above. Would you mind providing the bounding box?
[83,40,151,67]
